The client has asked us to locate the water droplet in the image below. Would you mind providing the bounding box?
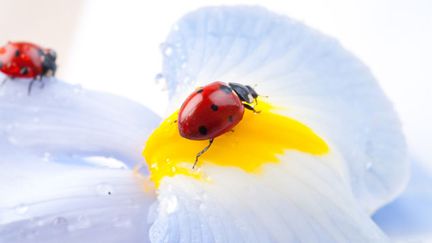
[96,183,113,196]
[51,217,69,233]
[154,73,168,91]
[365,162,373,170]
[160,43,173,57]
[164,195,178,214]
[67,216,91,232]
[154,73,164,84]
[15,204,29,214]
[53,217,68,226]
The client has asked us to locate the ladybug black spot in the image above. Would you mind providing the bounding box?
[20,67,29,75]
[220,85,232,94]
[196,88,203,93]
[211,104,218,111]
[198,126,208,135]
[15,50,20,57]
[228,115,233,122]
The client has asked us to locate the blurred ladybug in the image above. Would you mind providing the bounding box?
[0,41,57,94]
[178,81,259,168]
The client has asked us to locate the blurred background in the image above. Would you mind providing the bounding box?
[1,0,432,240]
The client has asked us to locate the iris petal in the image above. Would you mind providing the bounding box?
[150,153,389,242]
[0,78,160,169]
[161,6,408,212]
[0,79,159,242]
[0,150,155,243]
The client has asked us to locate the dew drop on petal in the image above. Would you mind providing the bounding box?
[164,195,178,214]
[154,73,168,91]
[154,73,164,84]
[160,43,174,57]
[50,217,69,234]
[53,217,69,227]
[96,183,114,196]
[67,216,91,232]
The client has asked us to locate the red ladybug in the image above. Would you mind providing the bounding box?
[178,81,259,168]
[0,41,57,94]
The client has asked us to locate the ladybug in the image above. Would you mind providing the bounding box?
[178,81,259,168]
[0,41,57,94]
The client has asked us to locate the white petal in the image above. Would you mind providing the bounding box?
[0,150,155,243]
[373,160,432,241]
[161,6,408,212]
[150,152,389,243]
[0,78,160,169]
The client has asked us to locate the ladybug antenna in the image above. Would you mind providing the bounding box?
[193,138,214,169]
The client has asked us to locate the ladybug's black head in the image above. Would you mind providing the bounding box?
[41,49,57,77]
[228,82,259,103]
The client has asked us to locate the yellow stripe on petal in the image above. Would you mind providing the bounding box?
[143,100,329,186]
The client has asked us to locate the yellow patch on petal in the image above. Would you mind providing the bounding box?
[143,100,329,187]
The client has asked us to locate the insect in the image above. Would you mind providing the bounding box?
[178,81,259,168]
[0,41,57,94]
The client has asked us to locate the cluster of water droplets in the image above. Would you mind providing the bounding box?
[159,22,196,99]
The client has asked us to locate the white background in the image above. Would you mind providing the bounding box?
[3,0,430,168]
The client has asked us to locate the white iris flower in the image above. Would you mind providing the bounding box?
[0,6,410,243]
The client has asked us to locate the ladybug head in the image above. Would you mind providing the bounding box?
[228,82,259,103]
[42,49,57,76]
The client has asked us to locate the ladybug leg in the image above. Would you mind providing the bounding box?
[38,76,45,89]
[28,78,37,95]
[244,103,261,114]
[193,138,214,169]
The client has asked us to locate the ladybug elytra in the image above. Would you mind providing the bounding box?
[178,81,259,168]
[0,41,57,94]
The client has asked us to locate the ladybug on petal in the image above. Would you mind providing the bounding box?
[178,81,259,168]
[0,41,57,94]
